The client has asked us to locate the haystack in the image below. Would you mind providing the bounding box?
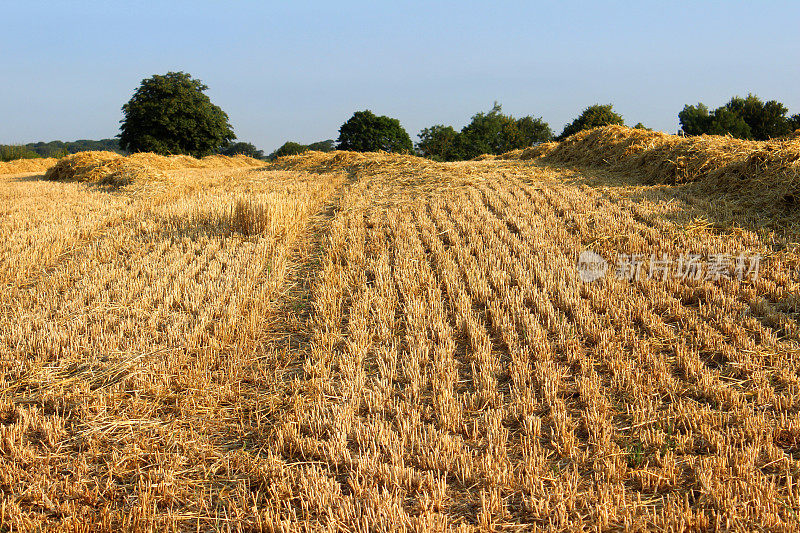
[528,125,800,208]
[0,157,59,175]
[272,150,436,177]
[44,151,162,187]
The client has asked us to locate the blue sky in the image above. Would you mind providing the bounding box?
[2,1,798,152]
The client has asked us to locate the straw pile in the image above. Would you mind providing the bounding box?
[0,157,59,175]
[43,151,266,187]
[511,125,800,207]
[44,151,163,186]
[272,150,437,177]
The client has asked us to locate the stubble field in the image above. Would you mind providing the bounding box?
[2,133,800,531]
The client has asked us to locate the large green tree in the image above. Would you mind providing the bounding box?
[337,110,413,153]
[118,72,235,157]
[679,94,795,140]
[417,103,553,161]
[678,104,713,136]
[417,125,462,161]
[459,103,553,158]
[559,104,625,139]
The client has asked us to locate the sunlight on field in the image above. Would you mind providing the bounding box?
[2,147,800,530]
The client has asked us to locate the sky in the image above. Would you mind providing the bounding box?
[1,1,799,152]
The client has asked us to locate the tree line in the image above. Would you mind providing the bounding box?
[0,139,122,162]
[5,71,799,163]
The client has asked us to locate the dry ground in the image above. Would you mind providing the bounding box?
[1,153,800,531]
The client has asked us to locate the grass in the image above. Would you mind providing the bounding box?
[2,134,800,530]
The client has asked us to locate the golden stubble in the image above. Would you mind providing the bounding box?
[2,150,800,531]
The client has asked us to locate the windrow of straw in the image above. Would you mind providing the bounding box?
[0,157,60,175]
[44,151,163,187]
[512,125,800,208]
[2,151,265,178]
[42,151,266,187]
[271,150,438,177]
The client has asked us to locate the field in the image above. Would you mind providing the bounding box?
[2,131,800,531]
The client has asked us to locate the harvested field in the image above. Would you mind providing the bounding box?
[2,137,800,530]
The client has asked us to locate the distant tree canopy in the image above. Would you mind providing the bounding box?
[220,141,265,159]
[307,139,335,152]
[118,71,235,157]
[0,145,41,162]
[417,125,461,162]
[679,95,798,140]
[0,139,123,160]
[633,122,652,131]
[337,110,413,153]
[417,103,553,161]
[268,139,335,160]
[271,141,310,159]
[559,104,625,139]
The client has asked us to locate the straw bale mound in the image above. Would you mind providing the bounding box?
[538,125,800,207]
[272,150,436,177]
[0,157,60,175]
[44,151,123,181]
[44,151,163,187]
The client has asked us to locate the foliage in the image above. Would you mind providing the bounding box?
[460,103,554,159]
[559,104,625,139]
[678,104,713,136]
[270,142,310,160]
[633,122,652,131]
[707,107,752,139]
[417,103,553,161]
[220,141,265,159]
[417,125,462,161]
[269,140,336,160]
[307,139,335,152]
[725,95,791,140]
[6,139,122,159]
[0,145,41,162]
[118,71,235,157]
[679,94,795,140]
[789,114,800,133]
[337,110,413,153]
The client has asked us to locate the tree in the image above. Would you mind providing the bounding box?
[118,71,235,157]
[307,139,335,152]
[633,122,652,131]
[707,107,752,139]
[559,104,625,139]
[724,95,791,140]
[678,95,795,140]
[457,103,553,159]
[417,125,462,161]
[679,104,713,136]
[416,103,553,161]
[270,141,309,159]
[789,114,800,133]
[220,141,264,159]
[516,115,554,146]
[337,110,413,153]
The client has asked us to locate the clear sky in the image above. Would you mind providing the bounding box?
[2,1,798,152]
